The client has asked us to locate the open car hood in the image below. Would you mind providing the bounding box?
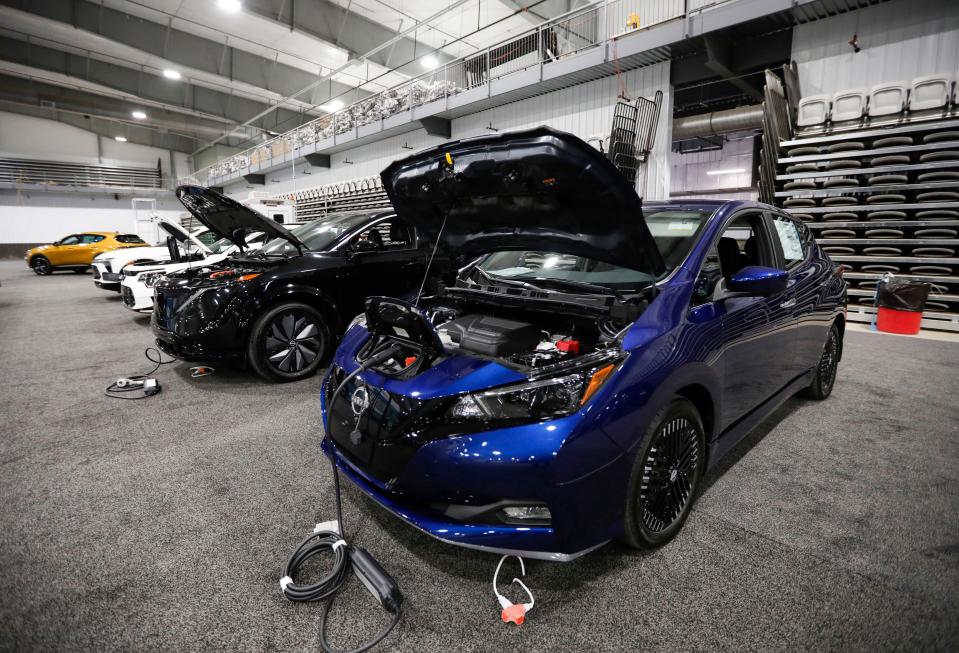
[151,215,212,255]
[381,127,665,275]
[175,186,306,252]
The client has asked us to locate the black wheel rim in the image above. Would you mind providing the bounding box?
[263,311,322,374]
[639,417,700,534]
[818,331,839,393]
[33,259,49,275]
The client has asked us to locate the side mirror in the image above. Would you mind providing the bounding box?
[727,266,788,296]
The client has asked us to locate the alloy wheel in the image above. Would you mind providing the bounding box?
[818,330,839,395]
[263,311,322,374]
[32,257,51,275]
[639,417,701,533]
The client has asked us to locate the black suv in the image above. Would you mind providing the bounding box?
[151,186,430,381]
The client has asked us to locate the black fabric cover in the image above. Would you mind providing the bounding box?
[877,277,930,312]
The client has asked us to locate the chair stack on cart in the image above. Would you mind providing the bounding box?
[287,176,392,223]
[774,73,959,332]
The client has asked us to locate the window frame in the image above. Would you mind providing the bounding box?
[766,211,810,271]
[688,210,778,307]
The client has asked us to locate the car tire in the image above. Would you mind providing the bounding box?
[31,256,52,275]
[800,323,840,400]
[623,397,706,549]
[248,302,330,382]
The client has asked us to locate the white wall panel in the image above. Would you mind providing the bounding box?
[793,0,959,98]
[0,192,185,245]
[234,61,673,202]
[0,111,177,171]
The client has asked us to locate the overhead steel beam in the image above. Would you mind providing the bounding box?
[0,0,367,110]
[196,0,471,154]
[0,99,197,153]
[0,36,310,136]
[0,73,246,145]
[703,34,764,102]
[241,0,455,69]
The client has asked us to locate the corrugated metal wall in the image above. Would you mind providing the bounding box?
[227,61,672,201]
[670,135,757,200]
[792,0,959,98]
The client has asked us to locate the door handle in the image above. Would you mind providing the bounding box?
[780,297,797,309]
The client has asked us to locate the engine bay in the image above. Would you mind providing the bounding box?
[358,291,648,377]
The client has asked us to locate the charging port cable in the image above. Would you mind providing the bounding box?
[281,343,404,653]
[493,555,535,625]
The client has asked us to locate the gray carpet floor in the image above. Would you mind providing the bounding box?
[0,259,957,652]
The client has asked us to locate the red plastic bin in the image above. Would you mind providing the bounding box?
[876,306,922,335]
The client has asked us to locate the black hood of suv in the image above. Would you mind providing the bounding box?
[175,185,306,252]
[381,127,665,275]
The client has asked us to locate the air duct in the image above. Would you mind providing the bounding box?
[672,105,764,140]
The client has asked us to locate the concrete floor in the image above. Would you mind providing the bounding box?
[1,260,957,652]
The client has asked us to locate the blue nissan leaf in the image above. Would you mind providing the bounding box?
[321,127,847,561]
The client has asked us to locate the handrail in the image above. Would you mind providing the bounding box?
[184,0,701,187]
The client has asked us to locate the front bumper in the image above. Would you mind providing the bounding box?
[319,358,631,559]
[121,280,154,312]
[93,265,121,289]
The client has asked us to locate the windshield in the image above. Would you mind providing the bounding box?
[208,236,236,254]
[476,252,655,291]
[644,208,713,270]
[258,212,374,255]
[473,208,712,292]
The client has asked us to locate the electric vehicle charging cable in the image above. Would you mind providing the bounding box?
[104,347,175,400]
[281,344,403,653]
[493,555,535,625]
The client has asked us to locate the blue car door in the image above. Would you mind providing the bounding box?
[696,210,796,430]
[768,211,822,378]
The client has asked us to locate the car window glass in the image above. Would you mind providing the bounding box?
[116,234,146,244]
[59,235,81,245]
[194,230,218,246]
[772,216,805,267]
[351,219,414,251]
[80,234,105,244]
[644,209,713,270]
[478,251,654,290]
[260,212,374,254]
[691,214,764,306]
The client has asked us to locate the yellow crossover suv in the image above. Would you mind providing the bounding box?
[25,232,148,275]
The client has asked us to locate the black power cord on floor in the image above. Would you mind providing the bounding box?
[104,347,176,400]
[281,344,404,653]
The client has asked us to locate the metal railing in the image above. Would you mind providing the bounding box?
[186,0,689,187]
[0,158,166,191]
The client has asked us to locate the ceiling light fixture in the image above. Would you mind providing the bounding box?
[217,0,242,12]
[114,136,128,142]
[321,99,344,113]
[421,55,439,70]
[706,168,746,176]
[131,110,147,120]
[163,69,182,80]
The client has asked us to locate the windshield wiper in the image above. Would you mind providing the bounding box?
[470,265,544,293]
[523,277,628,301]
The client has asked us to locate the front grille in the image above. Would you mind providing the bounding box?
[102,272,121,282]
[326,366,441,483]
[121,285,135,307]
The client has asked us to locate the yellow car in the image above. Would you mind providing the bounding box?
[25,232,149,275]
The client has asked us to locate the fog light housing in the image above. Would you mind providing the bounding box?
[498,505,551,525]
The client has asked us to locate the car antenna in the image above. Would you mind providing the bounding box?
[414,213,448,306]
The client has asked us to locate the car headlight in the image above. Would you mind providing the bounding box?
[140,272,166,288]
[447,355,623,421]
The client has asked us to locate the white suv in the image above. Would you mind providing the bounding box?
[92,217,213,291]
[119,231,272,311]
